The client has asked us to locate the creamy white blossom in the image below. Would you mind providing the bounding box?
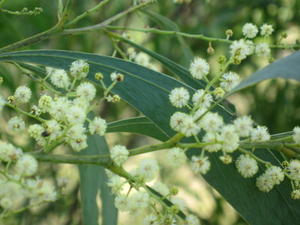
[242,23,258,39]
[234,116,253,137]
[236,154,258,178]
[189,57,210,80]
[128,192,150,211]
[202,132,222,152]
[89,117,107,136]
[66,106,86,125]
[287,160,300,181]
[76,82,96,101]
[169,87,190,108]
[264,166,284,185]
[250,126,270,142]
[199,112,224,132]
[219,125,239,152]
[192,89,213,108]
[70,60,89,79]
[49,69,70,89]
[44,120,62,141]
[110,145,129,166]
[170,112,190,132]
[136,158,159,182]
[107,175,124,194]
[0,141,22,162]
[260,24,274,37]
[186,214,200,225]
[14,86,32,103]
[292,127,300,144]
[291,189,300,200]
[38,95,53,113]
[8,116,25,132]
[255,43,271,56]
[191,156,211,175]
[135,52,150,67]
[220,71,240,92]
[166,147,187,168]
[230,39,254,61]
[256,173,274,192]
[152,182,170,196]
[15,154,38,177]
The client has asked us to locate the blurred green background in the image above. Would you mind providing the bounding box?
[0,0,299,224]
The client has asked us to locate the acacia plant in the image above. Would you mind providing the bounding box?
[0,0,299,225]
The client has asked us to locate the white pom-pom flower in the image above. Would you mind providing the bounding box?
[89,117,107,136]
[287,160,300,181]
[186,214,200,225]
[256,173,274,192]
[166,147,187,168]
[15,154,38,177]
[169,87,190,108]
[180,115,201,137]
[250,126,270,142]
[236,154,258,178]
[14,86,32,103]
[192,89,213,108]
[199,112,224,132]
[220,71,240,92]
[70,60,89,79]
[234,116,253,137]
[114,195,129,211]
[49,69,70,89]
[170,112,189,132]
[110,145,129,166]
[255,43,271,56]
[66,106,86,125]
[202,132,222,152]
[230,39,254,61]
[220,125,239,153]
[189,57,210,80]
[136,158,159,182]
[44,120,62,141]
[293,127,300,144]
[76,82,96,101]
[152,182,170,196]
[191,156,211,175]
[242,23,258,39]
[8,116,25,132]
[260,24,274,37]
[38,95,53,113]
[264,166,284,185]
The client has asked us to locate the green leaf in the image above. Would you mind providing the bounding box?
[231,51,300,93]
[1,50,299,225]
[78,135,118,225]
[142,10,194,66]
[107,117,169,141]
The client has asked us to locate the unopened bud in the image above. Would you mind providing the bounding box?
[218,55,227,64]
[207,42,215,55]
[226,29,233,39]
[213,87,225,98]
[95,72,104,81]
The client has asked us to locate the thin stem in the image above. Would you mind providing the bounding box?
[238,148,271,166]
[5,103,46,123]
[65,0,111,27]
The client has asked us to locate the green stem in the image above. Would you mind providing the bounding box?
[238,148,271,166]
[5,103,46,123]
[65,0,111,27]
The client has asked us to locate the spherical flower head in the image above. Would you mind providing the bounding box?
[264,166,284,185]
[69,134,87,152]
[0,95,6,112]
[189,57,210,80]
[291,189,300,200]
[110,145,129,166]
[70,60,89,79]
[170,112,189,132]
[8,116,25,132]
[180,115,201,137]
[15,154,38,177]
[250,126,270,142]
[192,89,213,108]
[66,124,86,141]
[202,132,222,152]
[220,71,240,92]
[128,191,150,211]
[191,156,211,175]
[66,106,86,125]
[28,124,46,146]
[236,154,258,178]
[49,97,70,121]
[169,87,190,108]
[199,112,224,132]
[0,141,22,162]
[242,23,258,39]
[44,120,62,141]
[49,69,70,89]
[287,160,300,181]
[136,158,159,182]
[33,180,57,202]
[220,125,239,153]
[293,127,300,144]
[255,43,271,56]
[110,72,124,82]
[14,86,32,103]
[230,39,254,61]
[186,214,200,225]
[107,175,124,194]
[166,147,187,168]
[170,196,187,212]
[260,24,274,37]
[256,173,274,192]
[89,117,107,136]
[76,82,96,101]
[38,95,53,113]
[152,182,170,196]
[114,195,129,211]
[135,52,150,67]
[234,116,253,137]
